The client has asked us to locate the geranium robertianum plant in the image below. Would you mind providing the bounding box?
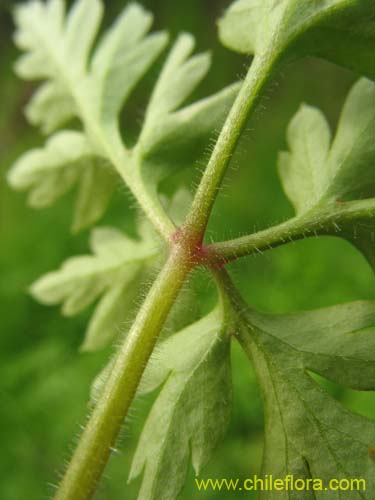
[7,0,375,499]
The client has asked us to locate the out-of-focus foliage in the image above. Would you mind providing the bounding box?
[30,221,159,351]
[8,0,241,362]
[7,130,117,232]
[8,0,168,230]
[8,0,238,234]
[1,1,374,500]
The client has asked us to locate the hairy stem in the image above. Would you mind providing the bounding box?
[54,247,193,500]
[206,199,375,264]
[184,53,280,239]
[121,154,176,239]
[210,266,258,359]
[55,48,280,500]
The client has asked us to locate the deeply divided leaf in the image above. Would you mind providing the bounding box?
[10,0,239,231]
[279,78,375,271]
[13,0,166,134]
[7,131,116,231]
[134,33,240,210]
[129,308,232,500]
[30,222,159,350]
[28,189,198,350]
[242,301,375,499]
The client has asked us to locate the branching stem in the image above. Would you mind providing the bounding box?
[184,53,280,240]
[55,52,280,500]
[206,199,375,264]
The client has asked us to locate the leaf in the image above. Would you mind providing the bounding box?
[14,1,167,135]
[11,1,168,229]
[278,104,332,214]
[90,5,168,133]
[278,78,375,271]
[338,199,375,274]
[12,1,239,232]
[129,307,232,500]
[243,301,375,499]
[25,82,76,134]
[73,160,117,233]
[30,224,159,351]
[326,79,375,201]
[218,0,375,78]
[280,79,375,211]
[251,301,375,390]
[14,0,102,122]
[141,33,211,134]
[135,33,240,189]
[7,131,116,231]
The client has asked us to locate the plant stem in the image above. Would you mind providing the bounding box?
[55,46,282,500]
[210,266,258,360]
[54,247,193,500]
[184,53,280,239]
[122,156,176,239]
[206,199,375,264]
[210,214,317,262]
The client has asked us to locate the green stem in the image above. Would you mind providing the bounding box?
[122,155,176,239]
[211,265,249,317]
[54,247,192,500]
[210,266,258,360]
[184,53,280,239]
[209,213,318,263]
[55,46,282,500]
[206,199,375,264]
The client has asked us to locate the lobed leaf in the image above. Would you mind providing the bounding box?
[278,104,331,214]
[99,27,238,227]
[134,34,240,207]
[243,301,375,499]
[90,6,168,133]
[279,78,375,271]
[11,0,239,232]
[250,301,375,390]
[14,0,103,122]
[11,1,168,228]
[28,189,199,350]
[30,223,159,350]
[25,82,76,134]
[141,33,211,129]
[13,0,167,134]
[129,307,232,500]
[7,131,116,231]
[218,0,375,78]
[327,79,375,201]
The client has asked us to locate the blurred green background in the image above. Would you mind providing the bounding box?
[1,1,374,499]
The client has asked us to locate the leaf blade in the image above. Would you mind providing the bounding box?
[218,0,375,78]
[242,301,375,498]
[129,308,232,500]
